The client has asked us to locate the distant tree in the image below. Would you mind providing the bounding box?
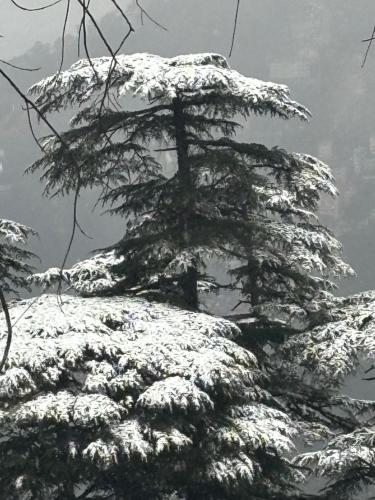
[28,52,352,316]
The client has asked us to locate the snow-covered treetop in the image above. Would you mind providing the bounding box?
[27,52,351,316]
[30,52,310,120]
[0,218,36,294]
[0,294,301,498]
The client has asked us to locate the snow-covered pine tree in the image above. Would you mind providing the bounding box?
[24,54,360,497]
[27,52,352,313]
[0,275,309,500]
[25,244,369,497]
[0,218,36,295]
[0,217,35,372]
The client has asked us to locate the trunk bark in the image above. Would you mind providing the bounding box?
[247,257,260,307]
[246,233,260,307]
[172,95,198,309]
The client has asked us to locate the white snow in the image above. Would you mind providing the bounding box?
[283,291,375,384]
[0,293,297,492]
[30,52,310,121]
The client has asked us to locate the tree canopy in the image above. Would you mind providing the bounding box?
[0,218,36,295]
[28,52,353,317]
[0,292,306,500]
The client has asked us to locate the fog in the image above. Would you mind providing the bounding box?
[1,0,375,294]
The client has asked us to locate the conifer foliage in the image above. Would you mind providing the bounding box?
[14,51,364,499]
[0,217,35,375]
[0,218,35,295]
[28,53,352,314]
[287,290,375,498]
[0,293,303,500]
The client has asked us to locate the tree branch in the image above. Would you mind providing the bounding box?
[0,287,12,373]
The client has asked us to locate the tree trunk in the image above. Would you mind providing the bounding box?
[247,257,260,307]
[172,95,198,309]
[0,287,12,373]
[178,265,199,311]
[246,231,260,307]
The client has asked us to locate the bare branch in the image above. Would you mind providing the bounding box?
[362,23,375,68]
[57,0,71,75]
[229,0,240,58]
[135,0,167,31]
[9,0,62,12]
[0,59,40,71]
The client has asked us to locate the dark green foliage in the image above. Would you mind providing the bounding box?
[28,53,352,314]
[0,218,36,295]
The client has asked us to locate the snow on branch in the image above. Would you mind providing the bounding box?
[0,294,299,497]
[29,250,123,295]
[294,426,375,497]
[282,291,375,386]
[29,249,223,301]
[30,52,310,120]
[0,219,35,243]
[0,218,36,294]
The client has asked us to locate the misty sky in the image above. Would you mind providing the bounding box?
[0,1,117,57]
[2,0,375,298]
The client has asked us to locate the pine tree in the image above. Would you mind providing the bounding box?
[24,237,373,499]
[0,281,308,500]
[28,52,352,314]
[0,216,35,364]
[24,52,365,498]
[0,217,35,374]
[0,218,36,295]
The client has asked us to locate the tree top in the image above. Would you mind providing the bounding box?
[0,294,301,497]
[30,52,310,120]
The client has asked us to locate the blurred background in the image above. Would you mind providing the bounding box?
[1,0,375,297]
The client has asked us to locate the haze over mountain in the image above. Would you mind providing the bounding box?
[1,0,375,297]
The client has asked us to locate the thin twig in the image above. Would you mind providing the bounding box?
[80,0,99,81]
[75,0,118,58]
[57,180,82,296]
[4,0,136,307]
[25,104,45,152]
[77,0,91,57]
[10,0,62,11]
[229,0,240,58]
[12,294,42,328]
[135,0,167,31]
[57,0,71,75]
[0,59,40,71]
[0,67,87,302]
[111,0,134,33]
[362,23,375,68]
